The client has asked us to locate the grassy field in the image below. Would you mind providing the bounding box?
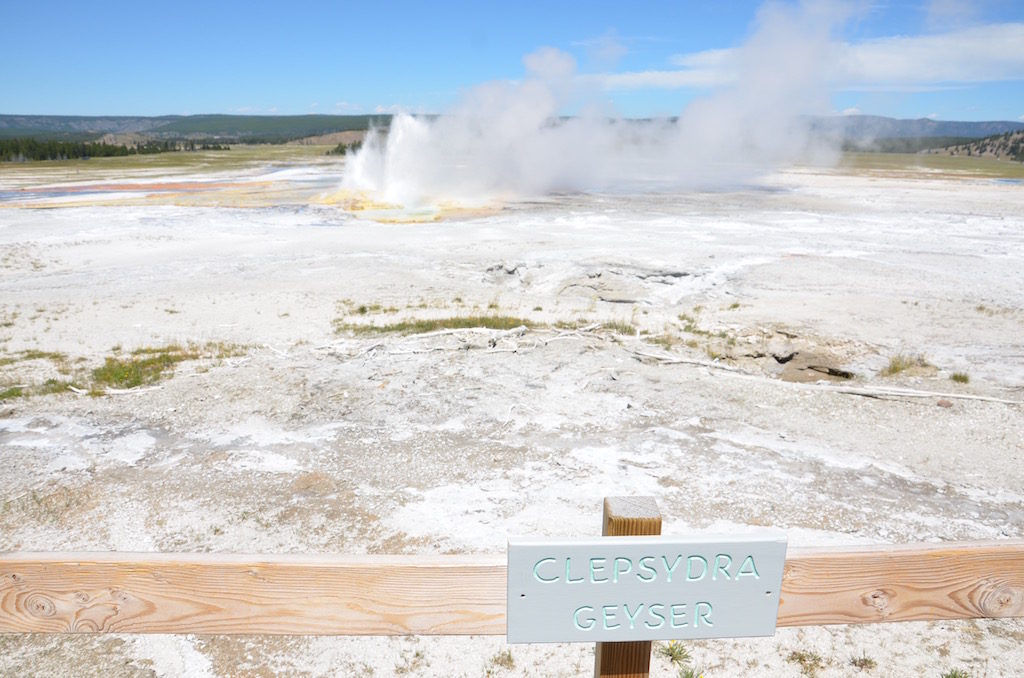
[0,144,338,181]
[840,151,1024,179]
[5,145,1022,186]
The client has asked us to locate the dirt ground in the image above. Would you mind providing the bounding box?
[1,152,1022,676]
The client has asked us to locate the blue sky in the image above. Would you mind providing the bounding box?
[2,0,1023,121]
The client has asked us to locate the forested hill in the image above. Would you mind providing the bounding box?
[0,114,391,142]
[808,115,1024,141]
[926,130,1024,162]
[4,112,1024,148]
[0,115,178,140]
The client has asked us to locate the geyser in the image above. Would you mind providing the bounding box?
[342,1,845,207]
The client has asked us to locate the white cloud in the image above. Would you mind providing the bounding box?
[593,68,731,90]
[925,0,978,30]
[1019,114,1024,121]
[574,31,628,66]
[837,23,1024,85]
[840,107,861,116]
[523,47,577,80]
[599,22,1024,93]
[668,48,733,70]
[839,83,967,93]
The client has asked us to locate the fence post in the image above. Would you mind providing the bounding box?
[594,496,663,678]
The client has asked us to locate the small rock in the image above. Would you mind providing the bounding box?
[937,399,953,408]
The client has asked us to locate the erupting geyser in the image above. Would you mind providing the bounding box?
[341,2,845,208]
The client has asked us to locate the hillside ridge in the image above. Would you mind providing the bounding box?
[4,113,1023,144]
[927,130,1024,162]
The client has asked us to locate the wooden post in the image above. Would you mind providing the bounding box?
[594,496,663,678]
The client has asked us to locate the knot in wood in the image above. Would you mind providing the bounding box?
[26,593,56,617]
[976,581,1023,618]
[72,618,100,632]
[862,588,893,617]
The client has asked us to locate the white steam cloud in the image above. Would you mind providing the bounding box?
[343,1,847,207]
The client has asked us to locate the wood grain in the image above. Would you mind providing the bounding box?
[2,540,1022,636]
[595,496,662,678]
[779,541,1024,626]
[0,553,505,635]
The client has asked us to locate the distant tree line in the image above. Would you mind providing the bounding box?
[841,136,975,154]
[923,130,1024,163]
[973,131,1024,162]
[0,137,229,162]
[1,138,134,161]
[842,131,1024,162]
[327,141,363,156]
[192,141,231,151]
[1009,141,1024,162]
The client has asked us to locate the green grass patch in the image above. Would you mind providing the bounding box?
[489,649,515,670]
[941,670,971,678]
[202,341,250,359]
[334,314,647,338]
[335,315,535,335]
[678,313,709,336]
[35,379,76,395]
[950,372,970,384]
[353,303,398,315]
[601,320,636,336]
[880,353,932,376]
[647,334,678,350]
[1,342,247,398]
[786,649,826,676]
[90,342,248,389]
[0,349,67,366]
[92,346,199,388]
[553,319,591,330]
[0,385,24,400]
[656,641,691,665]
[849,653,877,671]
[677,313,731,342]
[18,349,66,361]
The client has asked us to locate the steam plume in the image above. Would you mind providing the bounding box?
[343,1,847,206]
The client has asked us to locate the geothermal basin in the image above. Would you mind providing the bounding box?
[1,150,1022,676]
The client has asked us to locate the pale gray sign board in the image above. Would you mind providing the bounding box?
[507,533,788,644]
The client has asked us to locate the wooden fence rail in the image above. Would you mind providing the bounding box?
[2,540,1023,636]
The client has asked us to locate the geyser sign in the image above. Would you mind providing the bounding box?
[506,533,787,643]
